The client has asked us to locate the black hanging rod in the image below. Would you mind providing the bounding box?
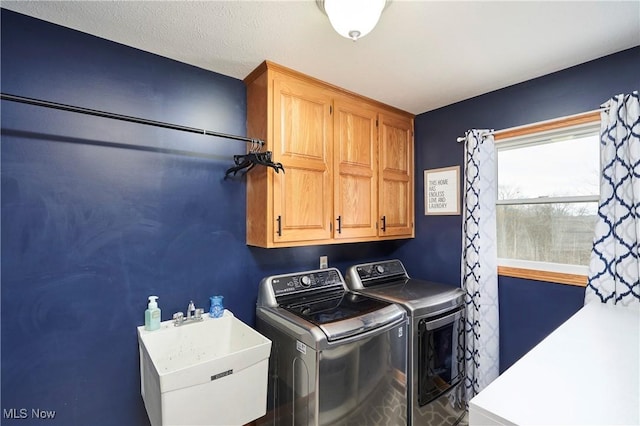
[0,93,264,147]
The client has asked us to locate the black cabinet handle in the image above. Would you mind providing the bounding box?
[276,215,282,237]
[381,215,386,232]
[336,215,342,234]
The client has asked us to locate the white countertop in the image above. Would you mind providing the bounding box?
[469,302,640,425]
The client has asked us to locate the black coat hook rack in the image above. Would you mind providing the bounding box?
[224,151,284,178]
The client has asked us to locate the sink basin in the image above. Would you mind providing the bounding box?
[137,310,271,426]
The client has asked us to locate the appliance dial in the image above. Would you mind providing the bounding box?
[376,265,385,274]
[301,275,311,287]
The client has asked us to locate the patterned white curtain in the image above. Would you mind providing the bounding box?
[586,91,640,307]
[461,130,499,403]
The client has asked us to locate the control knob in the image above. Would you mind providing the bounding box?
[375,265,385,274]
[300,275,312,287]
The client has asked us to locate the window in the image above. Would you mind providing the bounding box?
[495,112,600,286]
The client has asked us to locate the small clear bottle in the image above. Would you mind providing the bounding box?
[145,296,161,331]
[209,295,224,318]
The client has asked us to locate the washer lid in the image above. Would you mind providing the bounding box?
[284,292,388,324]
[283,292,405,342]
[361,278,464,317]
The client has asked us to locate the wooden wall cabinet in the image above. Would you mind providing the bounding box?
[378,111,414,238]
[244,61,414,248]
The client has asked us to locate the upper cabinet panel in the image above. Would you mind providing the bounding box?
[335,105,376,167]
[273,76,332,162]
[333,96,378,240]
[379,112,414,238]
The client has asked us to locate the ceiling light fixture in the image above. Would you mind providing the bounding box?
[316,0,388,41]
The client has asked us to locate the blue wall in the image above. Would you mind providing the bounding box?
[398,46,640,372]
[0,10,404,425]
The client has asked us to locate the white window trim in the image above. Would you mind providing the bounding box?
[497,195,599,205]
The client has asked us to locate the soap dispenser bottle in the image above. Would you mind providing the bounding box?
[145,296,161,331]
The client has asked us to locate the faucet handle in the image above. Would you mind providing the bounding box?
[195,308,204,319]
[173,312,184,326]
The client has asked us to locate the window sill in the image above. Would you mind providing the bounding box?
[498,266,587,287]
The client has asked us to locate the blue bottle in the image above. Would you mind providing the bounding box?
[209,295,224,318]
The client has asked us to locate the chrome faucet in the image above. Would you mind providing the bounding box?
[173,300,204,326]
[187,301,196,319]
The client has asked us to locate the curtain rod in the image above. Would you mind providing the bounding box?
[455,107,607,143]
[0,93,264,147]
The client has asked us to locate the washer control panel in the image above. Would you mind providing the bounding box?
[271,268,343,297]
[352,260,407,284]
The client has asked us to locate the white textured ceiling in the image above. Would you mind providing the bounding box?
[2,0,639,114]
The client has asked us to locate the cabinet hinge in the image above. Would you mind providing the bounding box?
[330,105,333,115]
[376,119,379,127]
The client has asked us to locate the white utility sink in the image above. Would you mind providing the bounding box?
[137,310,271,426]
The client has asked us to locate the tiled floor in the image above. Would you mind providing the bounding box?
[412,391,466,426]
[254,376,468,425]
[356,385,468,425]
[458,411,469,426]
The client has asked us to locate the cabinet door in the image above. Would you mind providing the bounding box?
[272,75,333,243]
[378,112,414,238]
[333,97,378,240]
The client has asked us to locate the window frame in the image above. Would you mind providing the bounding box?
[494,111,601,287]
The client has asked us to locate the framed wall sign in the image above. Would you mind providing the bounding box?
[425,165,460,215]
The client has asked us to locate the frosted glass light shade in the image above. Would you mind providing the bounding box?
[323,0,386,41]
